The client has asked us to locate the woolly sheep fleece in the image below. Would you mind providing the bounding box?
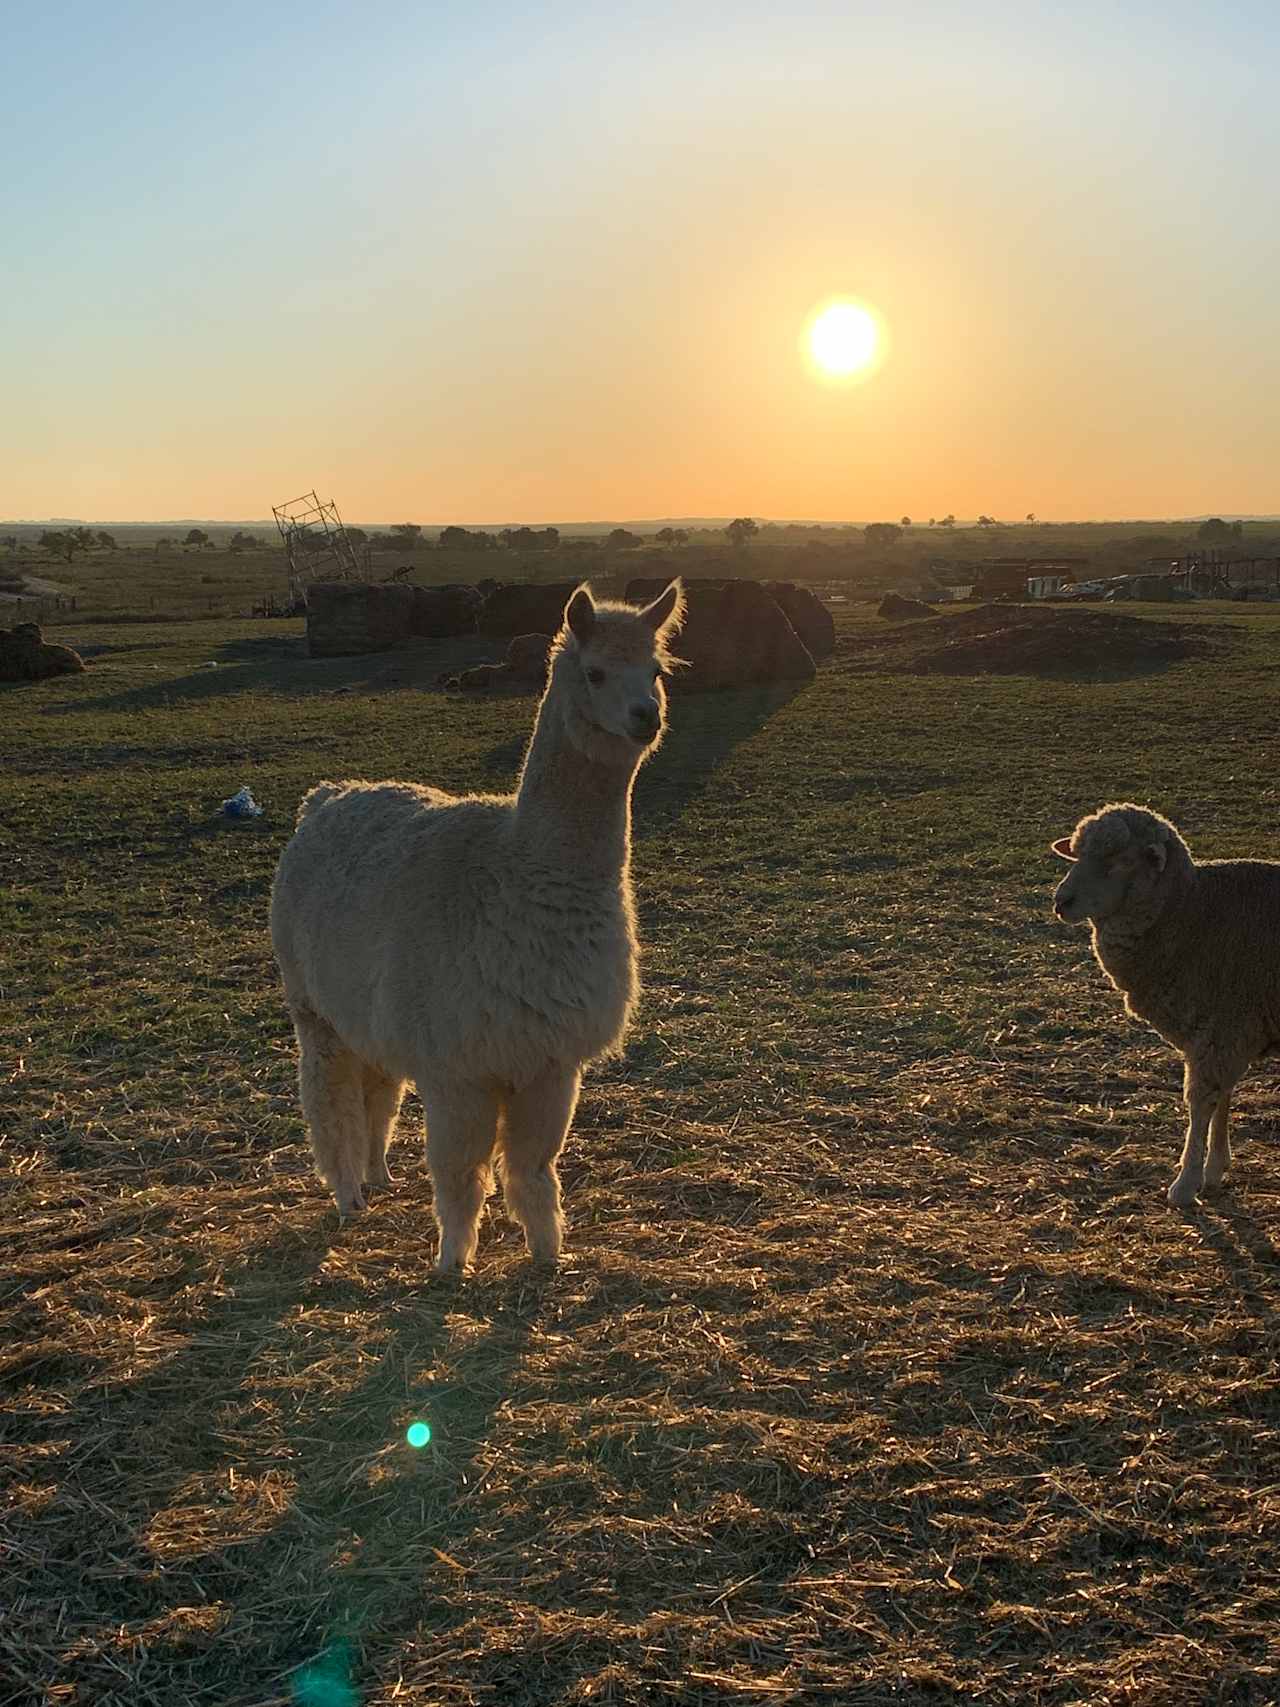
[271,580,684,1269]
[1052,802,1280,1207]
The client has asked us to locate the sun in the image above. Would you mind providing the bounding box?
[805,299,883,381]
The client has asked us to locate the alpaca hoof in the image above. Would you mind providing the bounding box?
[335,1184,367,1218]
[1167,1176,1201,1209]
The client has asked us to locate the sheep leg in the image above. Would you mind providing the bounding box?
[294,1011,368,1218]
[498,1061,581,1265]
[1202,1091,1234,1190]
[422,1081,500,1273]
[1168,1064,1218,1208]
[362,1067,405,1191]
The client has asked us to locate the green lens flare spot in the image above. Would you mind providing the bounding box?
[406,1421,431,1449]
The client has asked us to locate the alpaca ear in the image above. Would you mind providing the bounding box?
[1050,837,1076,861]
[1143,841,1168,873]
[641,579,685,635]
[565,585,595,643]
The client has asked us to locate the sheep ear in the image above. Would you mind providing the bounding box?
[1143,841,1168,873]
[565,585,595,643]
[1050,837,1076,861]
[640,579,685,635]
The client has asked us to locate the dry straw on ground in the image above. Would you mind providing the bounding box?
[3,603,1279,1705]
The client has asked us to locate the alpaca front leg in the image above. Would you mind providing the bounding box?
[1168,1064,1218,1208]
[499,1061,581,1265]
[422,1081,500,1273]
[1202,1090,1234,1191]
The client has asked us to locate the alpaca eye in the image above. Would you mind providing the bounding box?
[586,666,605,687]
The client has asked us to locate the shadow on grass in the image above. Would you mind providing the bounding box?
[634,680,809,842]
[41,633,501,715]
[20,1206,554,1704]
[1197,1197,1280,1329]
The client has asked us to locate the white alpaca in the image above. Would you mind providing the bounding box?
[270,580,684,1270]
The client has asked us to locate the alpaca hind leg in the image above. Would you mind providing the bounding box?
[363,1067,405,1191]
[498,1061,581,1265]
[422,1081,501,1273]
[294,1011,367,1218]
[1203,1090,1234,1190]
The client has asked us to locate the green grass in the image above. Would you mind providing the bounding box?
[3,603,1279,1706]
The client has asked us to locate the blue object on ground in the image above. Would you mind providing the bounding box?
[221,785,264,820]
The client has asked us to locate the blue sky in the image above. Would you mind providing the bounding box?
[4,1,1279,520]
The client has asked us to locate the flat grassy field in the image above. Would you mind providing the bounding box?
[3,603,1278,1706]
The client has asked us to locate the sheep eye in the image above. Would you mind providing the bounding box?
[586,666,605,687]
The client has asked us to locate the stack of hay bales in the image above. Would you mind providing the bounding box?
[763,581,836,660]
[306,583,413,658]
[409,583,482,637]
[0,622,86,682]
[625,578,816,690]
[478,582,581,639]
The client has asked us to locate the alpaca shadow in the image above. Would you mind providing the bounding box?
[634,680,809,842]
[31,1206,550,1701]
[271,1267,552,1693]
[22,1220,337,1616]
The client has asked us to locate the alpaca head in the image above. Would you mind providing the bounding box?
[551,580,685,760]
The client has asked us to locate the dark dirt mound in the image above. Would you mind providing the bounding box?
[840,603,1227,678]
[878,592,936,620]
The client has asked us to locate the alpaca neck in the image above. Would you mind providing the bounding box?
[513,690,638,881]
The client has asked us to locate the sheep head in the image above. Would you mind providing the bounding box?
[1051,803,1190,926]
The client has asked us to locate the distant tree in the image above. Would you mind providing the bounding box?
[73,526,97,553]
[656,527,676,546]
[96,529,117,551]
[39,529,75,563]
[976,515,997,528]
[438,525,473,550]
[1025,512,1036,524]
[900,515,912,528]
[939,514,956,529]
[343,526,368,549]
[927,517,936,528]
[155,535,174,554]
[184,527,210,548]
[229,530,261,551]
[540,526,560,550]
[864,522,904,549]
[725,516,759,548]
[1197,517,1233,542]
[390,523,422,551]
[606,527,643,550]
[503,525,558,552]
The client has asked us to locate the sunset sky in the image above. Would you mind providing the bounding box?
[5,1,1279,524]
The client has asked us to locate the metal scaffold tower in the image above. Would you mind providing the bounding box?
[272,491,365,607]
